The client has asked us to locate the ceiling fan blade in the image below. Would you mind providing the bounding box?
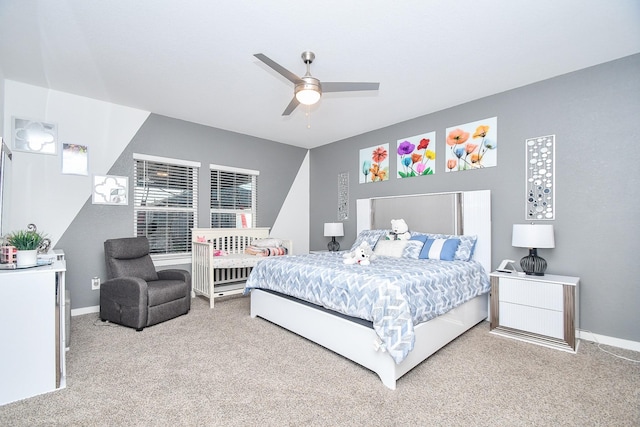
[282,97,300,116]
[254,53,302,84]
[322,82,380,93]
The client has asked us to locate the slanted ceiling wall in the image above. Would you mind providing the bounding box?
[309,54,640,345]
[2,81,308,309]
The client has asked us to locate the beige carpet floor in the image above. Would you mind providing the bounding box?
[1,295,638,426]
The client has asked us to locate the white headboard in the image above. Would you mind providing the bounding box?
[356,190,492,273]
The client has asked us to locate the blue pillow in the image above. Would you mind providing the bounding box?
[402,240,424,259]
[419,238,460,261]
[411,232,477,261]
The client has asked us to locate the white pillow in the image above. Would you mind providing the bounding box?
[373,240,422,259]
[252,238,283,248]
[374,240,405,258]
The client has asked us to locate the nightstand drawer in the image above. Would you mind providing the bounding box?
[490,272,579,352]
[499,302,564,339]
[499,277,563,311]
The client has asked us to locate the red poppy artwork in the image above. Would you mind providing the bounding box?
[359,143,389,183]
[445,117,497,172]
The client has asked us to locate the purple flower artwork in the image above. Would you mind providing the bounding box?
[396,131,436,178]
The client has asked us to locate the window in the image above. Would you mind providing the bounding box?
[134,154,200,256]
[210,164,258,228]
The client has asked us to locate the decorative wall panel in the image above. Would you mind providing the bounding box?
[525,135,555,220]
[337,172,349,220]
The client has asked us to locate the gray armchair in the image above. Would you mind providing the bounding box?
[100,236,191,331]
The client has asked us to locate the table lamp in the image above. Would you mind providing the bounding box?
[324,222,344,252]
[512,224,555,276]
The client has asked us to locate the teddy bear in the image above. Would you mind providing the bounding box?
[343,241,375,266]
[386,219,411,240]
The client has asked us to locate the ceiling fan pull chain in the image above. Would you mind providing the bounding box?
[306,105,311,129]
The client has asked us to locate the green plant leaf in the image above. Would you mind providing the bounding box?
[6,229,46,250]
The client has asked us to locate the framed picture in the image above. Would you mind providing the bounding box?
[359,143,389,183]
[12,117,58,155]
[61,143,89,175]
[445,117,497,172]
[397,131,436,178]
[92,175,128,205]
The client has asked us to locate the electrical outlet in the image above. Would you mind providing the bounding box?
[91,277,100,290]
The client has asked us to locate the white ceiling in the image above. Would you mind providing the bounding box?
[1,1,639,149]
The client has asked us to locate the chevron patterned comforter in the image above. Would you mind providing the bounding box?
[244,251,490,364]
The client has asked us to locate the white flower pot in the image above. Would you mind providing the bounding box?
[16,250,38,268]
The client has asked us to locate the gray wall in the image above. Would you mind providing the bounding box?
[310,54,640,343]
[0,70,4,134]
[57,114,307,309]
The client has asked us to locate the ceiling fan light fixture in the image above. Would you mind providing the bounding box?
[254,51,379,115]
[295,88,321,105]
[295,77,322,105]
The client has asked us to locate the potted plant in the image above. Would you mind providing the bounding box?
[5,224,49,267]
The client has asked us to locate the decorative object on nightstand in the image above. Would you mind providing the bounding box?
[324,222,344,252]
[512,223,554,276]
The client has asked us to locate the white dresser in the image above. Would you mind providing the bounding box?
[489,271,579,353]
[0,258,66,405]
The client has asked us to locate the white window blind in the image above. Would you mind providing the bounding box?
[134,155,199,255]
[210,165,258,228]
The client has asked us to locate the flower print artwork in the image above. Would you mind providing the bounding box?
[396,131,436,178]
[445,117,497,172]
[359,143,389,183]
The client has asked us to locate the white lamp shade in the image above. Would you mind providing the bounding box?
[296,88,321,105]
[512,224,555,249]
[324,222,344,237]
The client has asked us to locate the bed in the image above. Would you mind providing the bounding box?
[191,227,292,308]
[244,190,491,389]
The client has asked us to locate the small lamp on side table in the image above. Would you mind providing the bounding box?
[324,222,344,252]
[512,224,555,276]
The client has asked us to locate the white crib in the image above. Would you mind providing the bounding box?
[191,227,292,308]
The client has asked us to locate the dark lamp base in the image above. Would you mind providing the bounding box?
[327,237,340,252]
[520,248,547,276]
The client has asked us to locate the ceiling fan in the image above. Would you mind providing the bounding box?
[254,51,380,116]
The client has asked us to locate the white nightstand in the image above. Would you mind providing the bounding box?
[489,271,579,353]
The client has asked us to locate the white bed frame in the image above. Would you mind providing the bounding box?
[191,227,292,308]
[249,190,491,389]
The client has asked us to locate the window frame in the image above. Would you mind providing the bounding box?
[133,153,200,262]
[209,163,258,228]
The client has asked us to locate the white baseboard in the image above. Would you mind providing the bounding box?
[71,305,99,317]
[578,330,640,352]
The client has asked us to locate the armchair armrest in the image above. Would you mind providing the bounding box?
[157,269,192,291]
[101,277,149,308]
